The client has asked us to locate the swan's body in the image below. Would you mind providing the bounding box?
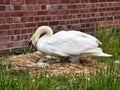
[29,26,112,63]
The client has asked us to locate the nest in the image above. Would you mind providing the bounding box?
[2,51,107,76]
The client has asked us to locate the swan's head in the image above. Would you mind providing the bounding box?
[29,26,53,51]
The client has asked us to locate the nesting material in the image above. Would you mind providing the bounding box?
[2,51,106,76]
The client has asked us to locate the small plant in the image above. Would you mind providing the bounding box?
[11,46,36,55]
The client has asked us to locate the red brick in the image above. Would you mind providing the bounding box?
[0,18,6,24]
[34,17,40,21]
[11,24,23,29]
[106,16,113,20]
[80,19,88,23]
[11,35,21,41]
[62,5,68,10]
[90,0,98,3]
[25,23,36,27]
[0,43,7,49]
[59,21,69,25]
[40,16,47,21]
[98,8,106,12]
[34,5,40,10]
[0,31,7,36]
[106,0,113,2]
[55,26,63,30]
[7,43,14,48]
[37,22,49,26]
[27,17,34,22]
[38,0,50,4]
[89,9,97,12]
[68,5,77,9]
[61,25,67,30]
[0,12,11,17]
[21,29,27,34]
[21,40,28,46]
[57,5,63,10]
[14,5,22,10]
[21,17,27,22]
[21,5,28,10]
[14,29,21,35]
[11,0,24,5]
[82,4,89,8]
[81,0,89,3]
[115,7,120,11]
[27,28,35,33]
[59,10,70,15]
[6,5,14,11]
[24,12,36,16]
[37,11,48,15]
[70,24,81,30]
[41,5,46,10]
[25,0,36,4]
[0,6,5,11]
[27,5,35,10]
[7,30,14,35]
[63,15,68,19]
[22,17,33,22]
[0,25,10,30]
[88,18,97,23]
[28,34,33,38]
[46,16,52,20]
[71,10,79,14]
[51,0,60,4]
[13,41,21,47]
[115,16,120,19]
[70,20,79,24]
[57,16,63,20]
[71,0,80,3]
[51,16,57,20]
[0,49,10,55]
[0,0,10,4]
[80,9,89,13]
[0,36,10,43]
[49,21,59,25]
[11,12,23,17]
[72,14,78,19]
[48,11,59,15]
[7,18,14,23]
[61,0,70,4]
[21,35,29,40]
[99,0,106,2]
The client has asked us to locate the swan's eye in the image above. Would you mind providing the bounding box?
[29,40,32,46]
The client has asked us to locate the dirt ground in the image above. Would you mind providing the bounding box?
[2,51,107,76]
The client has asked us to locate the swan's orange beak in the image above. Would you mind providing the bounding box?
[29,40,33,52]
[29,44,33,52]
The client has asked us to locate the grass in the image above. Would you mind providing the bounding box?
[11,46,36,55]
[0,27,120,90]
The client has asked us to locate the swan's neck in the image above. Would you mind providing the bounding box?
[31,26,53,46]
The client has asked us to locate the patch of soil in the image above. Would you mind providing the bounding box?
[2,52,107,76]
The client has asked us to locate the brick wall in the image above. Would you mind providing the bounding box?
[0,0,120,55]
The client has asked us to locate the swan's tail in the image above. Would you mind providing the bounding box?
[84,48,112,57]
[93,52,112,57]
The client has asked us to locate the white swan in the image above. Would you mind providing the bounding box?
[29,26,112,63]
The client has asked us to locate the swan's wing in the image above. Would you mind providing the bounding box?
[67,31,102,44]
[42,31,99,56]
